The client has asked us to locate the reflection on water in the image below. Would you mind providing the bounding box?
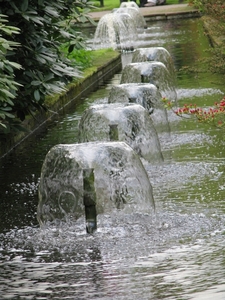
[0,18,225,299]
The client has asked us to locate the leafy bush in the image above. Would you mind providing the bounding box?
[0,0,94,134]
[188,0,205,11]
[189,0,225,21]
[61,45,93,69]
[0,14,22,132]
[188,0,225,74]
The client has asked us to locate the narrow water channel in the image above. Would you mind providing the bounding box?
[0,18,225,299]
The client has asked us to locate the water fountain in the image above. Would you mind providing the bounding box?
[132,47,176,77]
[108,83,170,133]
[120,61,177,102]
[93,2,146,50]
[93,12,138,50]
[37,45,176,231]
[78,103,163,161]
[37,141,155,232]
[114,7,147,30]
[120,1,140,9]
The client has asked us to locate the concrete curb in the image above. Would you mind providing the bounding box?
[89,4,200,21]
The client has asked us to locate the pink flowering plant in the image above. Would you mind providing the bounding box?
[162,96,225,129]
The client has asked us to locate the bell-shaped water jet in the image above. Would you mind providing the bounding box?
[120,61,177,103]
[37,142,155,229]
[78,103,163,162]
[93,12,138,50]
[120,1,140,9]
[115,7,147,30]
[108,83,170,133]
[132,47,176,77]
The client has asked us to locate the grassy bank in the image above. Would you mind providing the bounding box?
[45,48,119,107]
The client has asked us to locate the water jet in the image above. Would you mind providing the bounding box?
[120,61,177,103]
[115,7,147,30]
[93,12,138,50]
[108,82,170,133]
[37,142,155,228]
[132,47,176,77]
[78,103,164,162]
[93,2,146,51]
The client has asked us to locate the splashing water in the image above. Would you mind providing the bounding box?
[108,83,170,133]
[79,103,163,162]
[93,2,146,51]
[37,142,155,227]
[120,61,177,103]
[93,12,138,50]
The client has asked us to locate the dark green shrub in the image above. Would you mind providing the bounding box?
[0,0,94,134]
[0,14,22,132]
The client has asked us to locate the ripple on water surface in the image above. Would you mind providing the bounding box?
[0,209,225,299]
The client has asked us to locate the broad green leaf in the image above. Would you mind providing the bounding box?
[21,0,29,12]
[0,106,13,111]
[0,123,7,129]
[45,6,60,18]
[0,89,15,98]
[31,80,41,86]
[3,111,15,118]
[8,61,22,69]
[34,89,40,101]
[44,73,55,82]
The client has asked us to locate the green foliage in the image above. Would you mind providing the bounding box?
[61,45,93,69]
[206,47,225,74]
[189,0,225,20]
[0,0,94,134]
[187,1,225,76]
[0,14,22,132]
[188,0,205,11]
[69,49,93,69]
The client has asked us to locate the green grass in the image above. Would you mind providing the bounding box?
[45,48,119,106]
[90,0,189,12]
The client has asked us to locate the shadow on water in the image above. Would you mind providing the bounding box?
[0,18,225,299]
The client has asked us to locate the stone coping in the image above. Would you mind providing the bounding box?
[89,4,200,21]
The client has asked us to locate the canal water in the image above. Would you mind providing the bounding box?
[0,18,225,299]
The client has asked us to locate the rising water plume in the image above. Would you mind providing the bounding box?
[37,142,155,230]
[121,61,177,103]
[108,83,170,133]
[114,7,147,30]
[93,2,146,50]
[78,103,163,162]
[132,47,176,77]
